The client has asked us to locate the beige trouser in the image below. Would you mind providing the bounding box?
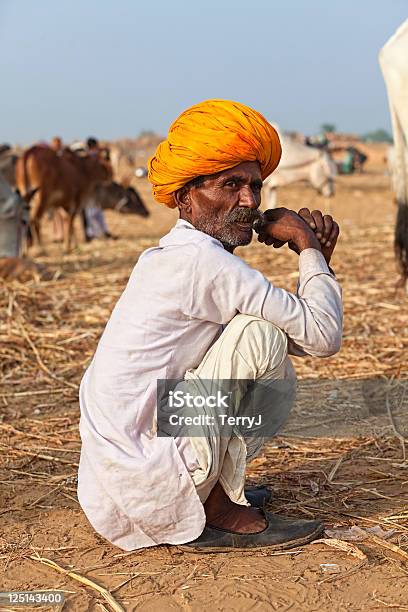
[174,314,296,506]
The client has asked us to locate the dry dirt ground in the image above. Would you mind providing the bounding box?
[1,156,408,611]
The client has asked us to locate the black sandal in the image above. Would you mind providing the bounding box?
[179,510,323,553]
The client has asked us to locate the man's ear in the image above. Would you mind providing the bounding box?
[173,185,191,214]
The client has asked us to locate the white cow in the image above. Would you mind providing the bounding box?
[379,19,408,282]
[0,171,30,257]
[0,147,18,187]
[385,145,395,191]
[263,131,337,208]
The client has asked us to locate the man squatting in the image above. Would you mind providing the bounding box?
[77,100,343,552]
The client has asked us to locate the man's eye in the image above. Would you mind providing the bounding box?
[225,181,238,188]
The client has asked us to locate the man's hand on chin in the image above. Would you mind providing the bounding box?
[257,207,340,266]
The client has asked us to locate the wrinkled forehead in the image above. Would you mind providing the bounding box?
[196,161,262,185]
[218,161,262,179]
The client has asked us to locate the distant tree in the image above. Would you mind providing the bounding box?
[321,123,336,134]
[138,129,157,138]
[362,129,393,143]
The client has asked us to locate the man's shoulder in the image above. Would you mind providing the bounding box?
[154,222,227,262]
[194,241,261,286]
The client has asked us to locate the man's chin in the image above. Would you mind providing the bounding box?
[194,221,253,249]
[222,229,253,248]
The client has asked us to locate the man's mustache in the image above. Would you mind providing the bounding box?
[226,208,264,224]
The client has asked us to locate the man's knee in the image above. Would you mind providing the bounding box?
[227,315,289,377]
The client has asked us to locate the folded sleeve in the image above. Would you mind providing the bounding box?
[187,243,343,358]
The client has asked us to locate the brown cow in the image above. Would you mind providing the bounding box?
[15,145,112,252]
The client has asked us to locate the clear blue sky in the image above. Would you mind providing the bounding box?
[0,0,406,144]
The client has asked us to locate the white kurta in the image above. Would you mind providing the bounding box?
[78,219,343,550]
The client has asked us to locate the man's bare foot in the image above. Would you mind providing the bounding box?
[204,482,267,534]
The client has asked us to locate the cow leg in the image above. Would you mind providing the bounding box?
[30,217,45,254]
[30,212,46,255]
[27,191,48,255]
[22,224,33,256]
[64,199,82,252]
[71,217,79,249]
[52,208,65,243]
[64,212,76,253]
[55,208,72,252]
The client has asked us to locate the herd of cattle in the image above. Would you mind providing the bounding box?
[0,140,150,256]
[0,18,406,284]
[0,132,341,260]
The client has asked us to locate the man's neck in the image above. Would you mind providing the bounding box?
[178,214,234,253]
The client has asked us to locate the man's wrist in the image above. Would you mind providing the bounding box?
[295,230,322,253]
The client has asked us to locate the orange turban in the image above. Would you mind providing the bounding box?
[148,99,281,208]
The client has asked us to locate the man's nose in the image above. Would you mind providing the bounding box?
[239,185,258,208]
